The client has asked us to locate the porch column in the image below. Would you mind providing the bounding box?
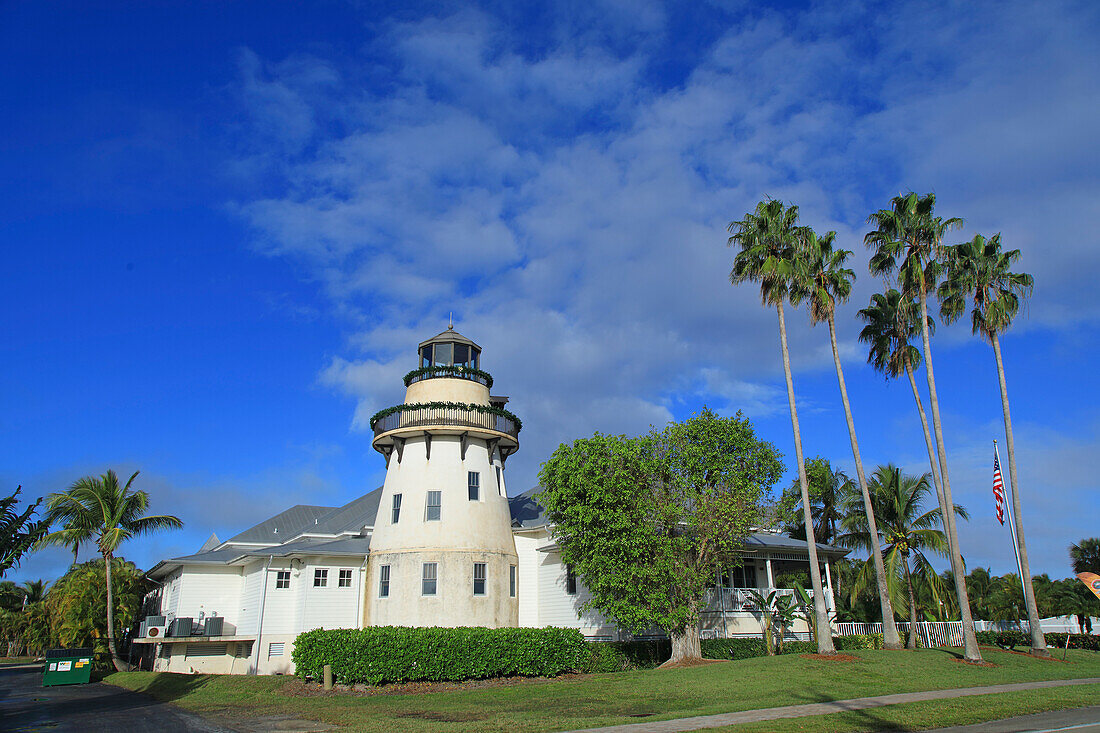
[824,560,834,611]
[765,557,774,590]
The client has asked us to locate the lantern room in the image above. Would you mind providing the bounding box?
[418,326,481,369]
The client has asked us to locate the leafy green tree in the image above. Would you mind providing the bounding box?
[728,198,835,655]
[1050,577,1099,633]
[539,409,783,664]
[20,579,47,604]
[1,486,51,577]
[40,470,181,671]
[800,228,903,650]
[965,567,997,620]
[743,588,778,655]
[940,231,1045,655]
[838,465,964,648]
[46,557,149,658]
[1070,538,1100,575]
[865,192,981,662]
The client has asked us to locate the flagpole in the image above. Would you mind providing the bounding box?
[996,440,1028,625]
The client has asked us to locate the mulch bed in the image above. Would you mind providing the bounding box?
[980,645,1070,662]
[281,672,591,697]
[953,657,997,667]
[800,653,860,662]
[658,658,728,670]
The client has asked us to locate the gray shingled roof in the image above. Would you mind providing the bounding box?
[308,488,382,536]
[509,486,546,528]
[224,504,335,544]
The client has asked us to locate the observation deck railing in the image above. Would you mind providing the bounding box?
[370,403,520,441]
[403,366,493,389]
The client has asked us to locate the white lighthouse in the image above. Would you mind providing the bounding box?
[365,327,521,627]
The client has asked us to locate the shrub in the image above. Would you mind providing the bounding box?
[293,626,588,685]
[834,633,884,650]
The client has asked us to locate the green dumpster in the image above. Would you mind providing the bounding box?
[42,648,94,686]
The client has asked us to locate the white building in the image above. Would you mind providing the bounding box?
[136,329,847,674]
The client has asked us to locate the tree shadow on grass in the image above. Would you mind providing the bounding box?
[97,669,217,704]
[767,685,919,732]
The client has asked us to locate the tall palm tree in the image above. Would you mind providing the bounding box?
[939,232,1046,656]
[864,192,982,662]
[838,465,964,648]
[801,229,903,650]
[857,290,947,538]
[728,197,835,655]
[40,470,182,671]
[1070,538,1100,575]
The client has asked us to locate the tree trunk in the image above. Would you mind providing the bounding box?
[104,553,128,672]
[827,312,903,650]
[778,302,836,655]
[668,624,702,664]
[904,359,947,529]
[991,334,1048,656]
[916,281,983,662]
[904,559,919,649]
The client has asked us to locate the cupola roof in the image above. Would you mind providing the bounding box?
[418,325,480,350]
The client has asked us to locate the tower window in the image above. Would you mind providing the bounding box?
[565,565,577,595]
[314,568,328,587]
[510,565,517,597]
[426,491,441,521]
[275,571,290,590]
[379,565,390,597]
[496,466,502,495]
[422,563,437,595]
[468,472,480,501]
[420,345,432,367]
[392,494,402,524]
[473,563,486,596]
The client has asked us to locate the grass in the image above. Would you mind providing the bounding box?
[103,648,1100,733]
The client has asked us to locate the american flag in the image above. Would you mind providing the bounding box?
[992,451,1006,525]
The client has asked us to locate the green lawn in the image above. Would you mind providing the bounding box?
[104,648,1100,733]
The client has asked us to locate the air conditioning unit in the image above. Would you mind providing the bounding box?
[143,615,168,639]
[203,617,224,637]
[168,617,193,637]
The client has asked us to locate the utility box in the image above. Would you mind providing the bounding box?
[169,617,193,637]
[42,648,94,686]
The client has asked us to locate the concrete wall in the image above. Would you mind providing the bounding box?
[405,376,490,405]
[367,433,519,627]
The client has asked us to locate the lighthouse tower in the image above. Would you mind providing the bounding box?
[365,327,521,627]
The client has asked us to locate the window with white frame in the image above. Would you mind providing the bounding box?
[314,568,328,587]
[339,569,353,587]
[565,565,577,595]
[468,471,480,501]
[379,565,390,597]
[422,562,437,595]
[509,564,517,597]
[426,490,441,521]
[392,493,402,523]
[473,562,486,595]
[275,570,290,589]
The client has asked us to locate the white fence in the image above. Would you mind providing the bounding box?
[835,618,1099,647]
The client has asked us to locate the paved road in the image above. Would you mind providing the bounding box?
[0,664,232,733]
[932,705,1100,732]
[555,677,1100,733]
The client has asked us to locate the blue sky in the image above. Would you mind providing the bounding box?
[3,0,1099,585]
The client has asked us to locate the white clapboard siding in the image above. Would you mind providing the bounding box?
[513,533,541,627]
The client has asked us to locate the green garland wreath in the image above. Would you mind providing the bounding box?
[370,401,521,431]
[402,365,494,389]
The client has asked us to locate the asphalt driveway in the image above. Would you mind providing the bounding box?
[0,663,232,733]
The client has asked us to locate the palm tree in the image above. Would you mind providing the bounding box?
[800,228,903,650]
[1070,538,1100,575]
[857,290,947,526]
[783,458,850,544]
[40,470,182,671]
[838,465,964,648]
[20,579,47,605]
[939,232,1046,656]
[864,192,982,662]
[728,198,835,655]
[744,588,778,655]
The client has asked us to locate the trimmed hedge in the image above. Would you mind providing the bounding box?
[293,627,588,685]
[975,630,1100,651]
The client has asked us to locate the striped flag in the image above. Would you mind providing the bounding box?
[992,451,1006,525]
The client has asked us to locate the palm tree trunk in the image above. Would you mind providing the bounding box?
[915,281,982,662]
[827,312,903,650]
[104,553,127,671]
[991,334,1048,656]
[777,301,835,655]
[904,359,947,522]
[904,559,919,649]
